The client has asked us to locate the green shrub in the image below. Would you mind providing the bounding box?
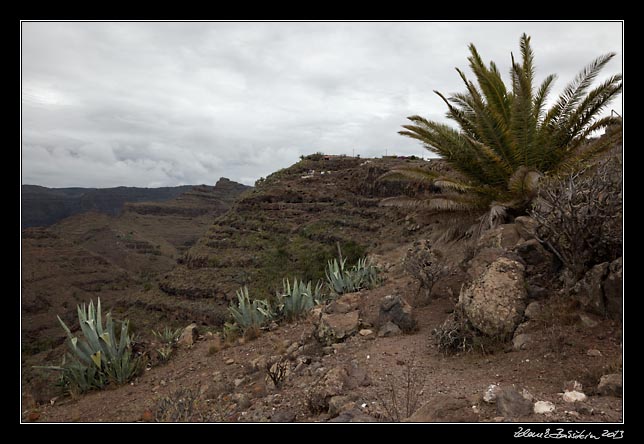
[303,152,324,161]
[276,278,324,320]
[325,256,380,296]
[37,298,143,394]
[152,326,182,364]
[228,286,274,336]
[152,326,182,345]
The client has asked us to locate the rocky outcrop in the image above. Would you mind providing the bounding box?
[178,323,199,347]
[406,395,479,422]
[603,257,623,317]
[572,258,622,317]
[315,310,360,346]
[496,386,533,418]
[306,362,370,414]
[572,262,609,315]
[458,257,527,337]
[597,373,622,397]
[378,294,416,332]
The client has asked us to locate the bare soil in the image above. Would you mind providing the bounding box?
[26,245,622,423]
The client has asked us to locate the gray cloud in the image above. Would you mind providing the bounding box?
[21,21,623,188]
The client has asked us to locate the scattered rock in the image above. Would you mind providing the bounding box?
[597,373,622,397]
[270,409,297,423]
[250,356,268,372]
[587,349,602,357]
[521,388,534,402]
[572,262,610,315]
[178,323,199,347]
[203,381,233,400]
[406,395,479,422]
[513,321,534,336]
[496,387,533,418]
[483,384,502,403]
[329,408,377,422]
[345,361,371,388]
[603,257,622,317]
[233,377,245,388]
[563,381,583,392]
[232,393,251,409]
[286,341,300,357]
[523,301,542,320]
[306,366,350,413]
[458,257,527,337]
[248,381,267,399]
[359,329,374,337]
[316,310,360,345]
[514,216,539,241]
[512,333,533,351]
[325,300,353,314]
[533,401,555,414]
[378,295,416,332]
[576,405,595,415]
[579,313,600,328]
[377,321,402,337]
[562,391,587,403]
[225,358,235,365]
[328,395,354,417]
[141,410,154,422]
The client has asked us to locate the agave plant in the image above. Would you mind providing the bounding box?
[228,286,274,334]
[152,326,183,345]
[325,256,381,295]
[326,257,357,295]
[276,277,323,320]
[381,33,622,228]
[37,298,143,393]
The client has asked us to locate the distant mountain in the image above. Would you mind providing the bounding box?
[21,184,196,228]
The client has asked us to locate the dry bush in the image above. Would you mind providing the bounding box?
[377,356,427,422]
[530,157,622,283]
[403,241,447,305]
[154,387,204,422]
[265,357,289,389]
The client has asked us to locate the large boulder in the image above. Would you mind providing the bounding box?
[572,262,610,315]
[178,323,199,347]
[603,257,622,317]
[597,373,622,397]
[316,310,360,346]
[378,295,416,332]
[496,386,533,418]
[458,257,527,337]
[466,247,506,282]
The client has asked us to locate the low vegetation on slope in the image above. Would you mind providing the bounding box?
[159,156,441,312]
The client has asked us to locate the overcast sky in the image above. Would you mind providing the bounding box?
[21,21,623,188]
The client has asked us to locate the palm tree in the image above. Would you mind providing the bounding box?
[381,33,622,228]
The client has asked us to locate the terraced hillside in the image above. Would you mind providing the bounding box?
[21,179,249,403]
[160,156,446,311]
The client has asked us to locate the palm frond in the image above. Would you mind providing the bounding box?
[378,168,439,183]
